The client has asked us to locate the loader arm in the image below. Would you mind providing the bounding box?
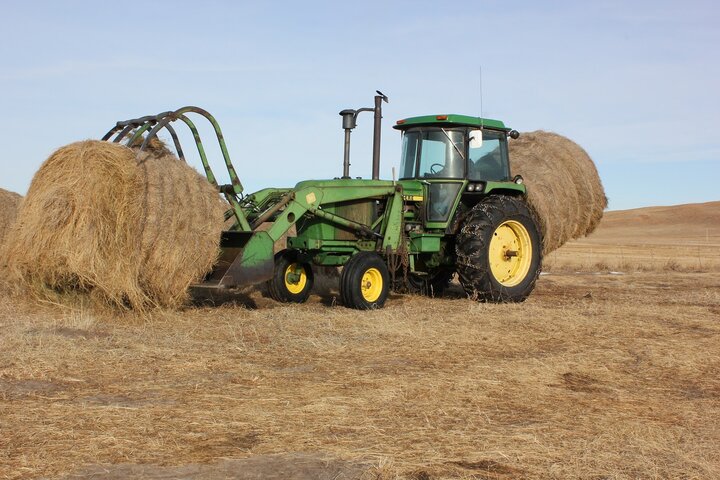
[206,182,404,288]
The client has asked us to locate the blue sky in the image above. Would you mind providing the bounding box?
[1,0,718,210]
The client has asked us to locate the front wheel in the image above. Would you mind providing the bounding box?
[455,195,541,302]
[340,252,390,310]
[267,250,314,303]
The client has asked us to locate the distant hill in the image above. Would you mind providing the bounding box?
[547,201,720,271]
[583,201,720,245]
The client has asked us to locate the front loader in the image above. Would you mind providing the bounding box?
[102,93,542,309]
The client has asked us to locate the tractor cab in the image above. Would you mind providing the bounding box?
[394,114,519,226]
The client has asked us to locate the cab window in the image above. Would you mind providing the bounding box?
[467,129,510,181]
[399,128,465,179]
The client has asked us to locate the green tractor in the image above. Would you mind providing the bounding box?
[103,93,542,309]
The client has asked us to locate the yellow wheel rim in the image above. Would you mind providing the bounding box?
[284,263,308,295]
[488,220,533,287]
[361,268,383,302]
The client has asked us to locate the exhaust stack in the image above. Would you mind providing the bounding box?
[338,91,388,179]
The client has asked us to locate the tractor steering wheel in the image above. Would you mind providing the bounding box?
[430,163,444,175]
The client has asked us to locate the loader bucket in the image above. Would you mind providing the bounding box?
[201,230,275,288]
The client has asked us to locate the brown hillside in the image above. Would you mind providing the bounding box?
[589,201,720,244]
[546,201,720,271]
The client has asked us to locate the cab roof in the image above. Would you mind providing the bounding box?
[393,114,508,131]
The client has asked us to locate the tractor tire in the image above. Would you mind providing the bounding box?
[455,195,541,302]
[340,252,390,310]
[267,250,314,303]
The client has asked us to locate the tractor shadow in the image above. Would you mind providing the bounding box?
[189,286,260,309]
[312,270,343,307]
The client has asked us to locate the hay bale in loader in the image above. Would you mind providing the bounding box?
[4,140,226,309]
[509,131,607,255]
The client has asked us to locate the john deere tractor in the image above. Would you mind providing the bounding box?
[102,92,542,309]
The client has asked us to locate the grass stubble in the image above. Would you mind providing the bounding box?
[1,269,718,479]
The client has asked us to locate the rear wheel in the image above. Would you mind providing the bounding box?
[455,195,541,302]
[340,252,390,309]
[267,250,314,303]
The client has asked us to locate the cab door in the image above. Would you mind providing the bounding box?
[399,127,467,229]
[425,181,463,225]
[414,129,465,228]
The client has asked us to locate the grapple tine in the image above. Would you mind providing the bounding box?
[173,106,244,196]
[101,125,122,141]
[164,124,185,161]
[113,124,142,143]
[101,106,253,233]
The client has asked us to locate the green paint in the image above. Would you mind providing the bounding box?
[484,180,526,195]
[408,233,442,253]
[393,114,509,131]
[381,189,404,251]
[170,108,532,289]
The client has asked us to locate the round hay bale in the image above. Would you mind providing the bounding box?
[0,188,22,248]
[509,131,607,255]
[4,140,226,309]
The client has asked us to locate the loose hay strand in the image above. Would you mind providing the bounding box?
[2,271,719,479]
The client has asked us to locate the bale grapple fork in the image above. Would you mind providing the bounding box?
[102,107,275,288]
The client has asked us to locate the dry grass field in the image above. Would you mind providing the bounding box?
[545,201,720,273]
[1,202,719,479]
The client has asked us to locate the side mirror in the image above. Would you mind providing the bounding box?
[469,129,483,148]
